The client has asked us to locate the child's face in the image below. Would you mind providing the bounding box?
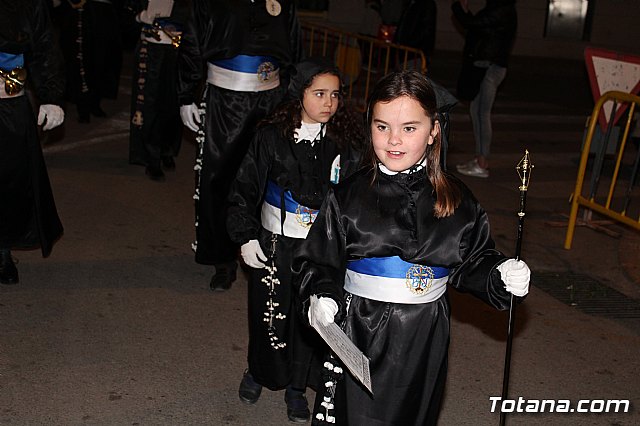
[371,95,438,172]
[301,73,340,124]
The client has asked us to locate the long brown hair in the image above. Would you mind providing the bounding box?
[364,70,461,218]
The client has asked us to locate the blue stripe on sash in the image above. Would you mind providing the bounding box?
[211,55,279,73]
[347,256,449,279]
[0,53,24,71]
[264,180,318,216]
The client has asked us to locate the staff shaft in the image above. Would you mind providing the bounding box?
[500,150,531,426]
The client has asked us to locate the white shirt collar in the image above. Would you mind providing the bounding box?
[378,158,427,175]
[294,122,325,144]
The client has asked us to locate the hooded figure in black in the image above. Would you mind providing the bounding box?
[177,0,301,291]
[226,57,365,422]
[0,0,65,284]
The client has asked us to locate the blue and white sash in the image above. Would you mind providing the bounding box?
[208,55,280,92]
[345,256,449,304]
[261,180,319,239]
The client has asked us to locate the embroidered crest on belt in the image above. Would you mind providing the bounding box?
[295,205,317,228]
[257,61,275,82]
[405,265,435,295]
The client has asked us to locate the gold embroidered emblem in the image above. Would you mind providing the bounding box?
[0,67,27,96]
[295,205,317,228]
[257,61,275,82]
[405,265,435,295]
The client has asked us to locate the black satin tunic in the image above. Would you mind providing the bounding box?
[177,0,301,105]
[226,124,360,390]
[175,0,301,265]
[294,166,511,425]
[0,0,64,256]
[227,124,360,246]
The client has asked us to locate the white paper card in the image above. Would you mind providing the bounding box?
[309,295,372,394]
[147,0,174,18]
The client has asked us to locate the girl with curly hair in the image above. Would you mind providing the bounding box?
[226,56,365,423]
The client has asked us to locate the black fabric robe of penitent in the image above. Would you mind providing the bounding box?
[294,166,512,425]
[227,123,360,390]
[0,0,64,256]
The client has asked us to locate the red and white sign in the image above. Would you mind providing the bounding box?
[584,47,640,128]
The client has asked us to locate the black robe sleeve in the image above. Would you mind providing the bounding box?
[176,0,205,105]
[226,127,274,246]
[447,190,511,310]
[293,188,347,318]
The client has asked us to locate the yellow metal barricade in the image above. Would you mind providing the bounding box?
[300,21,427,111]
[565,91,640,249]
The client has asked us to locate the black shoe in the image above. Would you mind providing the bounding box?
[0,250,19,285]
[161,157,176,171]
[285,388,310,423]
[239,370,262,404]
[145,165,165,182]
[209,263,237,292]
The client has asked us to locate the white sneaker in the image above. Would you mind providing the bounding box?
[456,159,489,178]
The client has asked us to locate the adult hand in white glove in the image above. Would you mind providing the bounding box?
[180,103,202,132]
[497,259,531,297]
[308,296,339,327]
[136,10,155,24]
[240,239,267,269]
[37,104,64,131]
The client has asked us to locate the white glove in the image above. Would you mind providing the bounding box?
[308,296,339,327]
[180,103,202,132]
[240,240,267,269]
[37,104,64,131]
[136,10,155,24]
[497,259,531,297]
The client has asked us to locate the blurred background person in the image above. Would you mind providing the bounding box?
[56,0,123,123]
[394,0,437,66]
[0,0,65,284]
[126,0,190,181]
[452,0,517,178]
